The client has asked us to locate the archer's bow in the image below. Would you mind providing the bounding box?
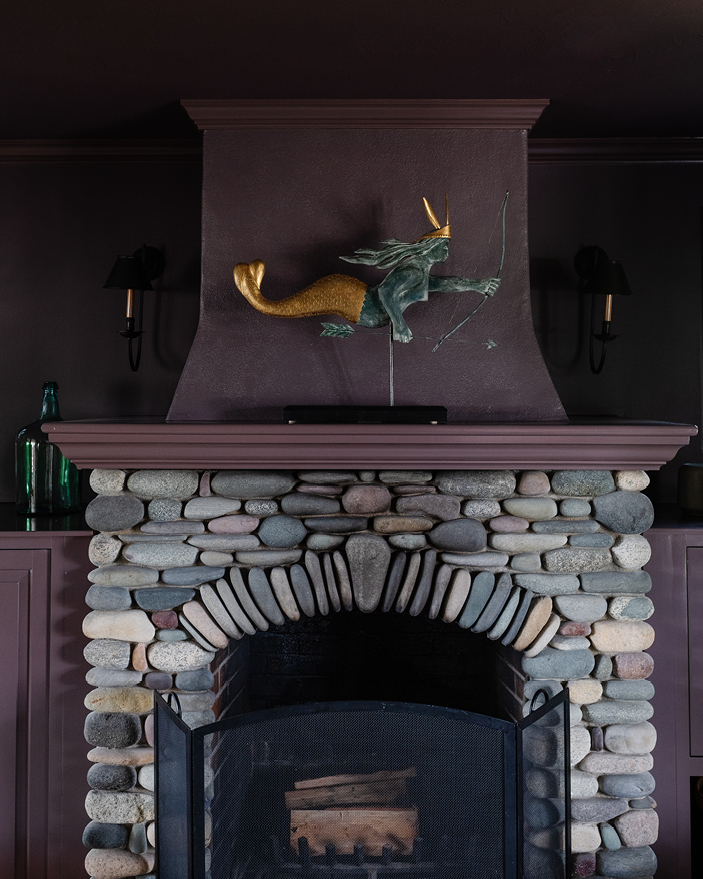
[432,191,509,352]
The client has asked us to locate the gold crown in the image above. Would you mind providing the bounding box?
[416,195,451,241]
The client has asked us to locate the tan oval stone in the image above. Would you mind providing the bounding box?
[512,596,553,651]
[590,620,655,653]
[85,790,155,823]
[83,610,155,643]
[132,642,149,672]
[568,679,603,704]
[523,613,561,658]
[88,747,154,766]
[374,515,433,533]
[90,469,127,493]
[85,848,154,879]
[442,569,471,623]
[182,601,229,648]
[570,822,601,853]
[85,687,153,714]
[614,470,650,491]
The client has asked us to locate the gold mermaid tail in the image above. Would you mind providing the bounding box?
[234,260,368,323]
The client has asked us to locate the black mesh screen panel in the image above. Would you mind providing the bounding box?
[155,694,191,879]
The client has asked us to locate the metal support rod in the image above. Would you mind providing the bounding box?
[389,329,394,406]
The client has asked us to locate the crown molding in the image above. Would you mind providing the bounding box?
[0,139,202,163]
[528,137,703,163]
[181,99,550,131]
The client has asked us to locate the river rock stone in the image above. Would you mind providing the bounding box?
[143,672,172,690]
[200,551,234,566]
[258,515,308,548]
[570,797,629,823]
[571,770,599,798]
[156,629,186,641]
[160,566,225,587]
[568,679,603,703]
[332,551,352,611]
[345,534,391,613]
[87,747,153,767]
[281,493,341,515]
[85,494,145,532]
[243,499,279,517]
[83,610,155,642]
[86,585,132,611]
[614,809,658,847]
[392,484,436,495]
[612,535,652,569]
[609,596,654,621]
[389,534,427,550]
[502,497,558,519]
[84,847,154,878]
[188,535,259,552]
[378,470,433,483]
[394,552,421,613]
[289,565,316,617]
[297,484,343,496]
[560,499,592,517]
[583,701,654,725]
[134,588,195,611]
[122,543,199,568]
[85,687,153,714]
[554,594,608,622]
[175,669,214,691]
[550,633,590,651]
[490,515,529,532]
[513,574,580,595]
[604,721,657,755]
[600,822,622,850]
[212,470,296,498]
[569,533,614,547]
[323,553,342,612]
[178,614,217,651]
[88,565,159,587]
[462,499,502,519]
[590,620,655,653]
[592,491,655,534]
[129,820,149,852]
[581,753,653,774]
[84,712,142,748]
[184,497,242,518]
[396,494,460,521]
[512,595,553,651]
[305,516,367,533]
[208,514,259,534]
[436,470,515,498]
[359,471,375,482]
[127,470,198,500]
[89,534,123,567]
[543,547,611,573]
[551,470,615,497]
[487,585,522,641]
[560,621,591,636]
[269,567,300,620]
[524,613,561,657]
[87,763,137,791]
[613,652,655,679]
[90,469,127,493]
[84,639,131,670]
[604,680,655,701]
[571,726,592,764]
[303,552,329,616]
[580,571,652,593]
[522,648,595,679]
[146,498,182,522]
[147,641,214,672]
[517,470,551,496]
[501,588,534,646]
[510,553,541,572]
[440,551,509,567]
[299,471,357,484]
[235,549,302,566]
[490,534,566,553]
[375,515,433,533]
[307,533,345,550]
[381,552,405,612]
[572,852,596,877]
[427,563,451,619]
[429,518,486,551]
[82,820,128,849]
[473,572,512,633]
[85,790,154,824]
[456,570,495,628]
[443,568,473,622]
[182,600,229,648]
[533,519,600,534]
[86,669,143,687]
[596,845,657,878]
[615,470,650,492]
[571,822,601,853]
[342,484,392,514]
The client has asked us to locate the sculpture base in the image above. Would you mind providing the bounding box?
[283,405,448,425]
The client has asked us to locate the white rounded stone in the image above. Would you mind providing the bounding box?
[570,822,601,852]
[570,725,591,765]
[571,769,599,798]
[184,497,242,518]
[615,471,650,491]
[139,764,155,791]
[85,790,155,823]
[90,469,127,493]
[147,821,156,846]
[88,747,154,766]
[580,752,653,774]
[147,641,215,673]
[590,620,655,653]
[614,809,659,847]
[570,703,583,725]
[85,848,154,879]
[200,551,234,566]
[83,610,155,643]
[523,613,561,658]
[604,721,657,755]
[568,680,603,704]
[612,535,652,570]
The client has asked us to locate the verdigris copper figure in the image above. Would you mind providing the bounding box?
[233,197,502,344]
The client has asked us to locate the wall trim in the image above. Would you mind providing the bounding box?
[0,139,202,163]
[528,137,703,164]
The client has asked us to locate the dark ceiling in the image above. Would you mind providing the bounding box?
[2,0,702,140]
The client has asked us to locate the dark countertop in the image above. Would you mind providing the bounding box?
[0,503,90,533]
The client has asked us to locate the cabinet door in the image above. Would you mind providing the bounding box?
[0,550,50,879]
[688,547,703,756]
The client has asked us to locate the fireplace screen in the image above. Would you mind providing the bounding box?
[155,693,570,879]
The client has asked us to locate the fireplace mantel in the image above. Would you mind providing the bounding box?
[43,420,697,470]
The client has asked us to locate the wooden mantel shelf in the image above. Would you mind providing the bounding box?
[43,420,697,471]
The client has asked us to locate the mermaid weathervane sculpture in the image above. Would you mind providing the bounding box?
[233,196,505,345]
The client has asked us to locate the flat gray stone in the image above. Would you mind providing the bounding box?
[156,629,187,641]
[389,534,427,550]
[85,495,145,532]
[428,563,452,619]
[86,668,143,687]
[522,647,595,679]
[487,586,522,640]
[501,588,534,646]
[290,565,316,617]
[570,797,629,822]
[409,549,437,616]
[333,551,353,611]
[630,796,656,810]
[147,498,182,521]
[395,552,422,613]
[532,519,599,533]
[144,672,173,689]
[570,533,614,547]
[510,553,541,572]
[184,497,242,518]
[87,763,136,791]
[342,484,392,514]
[304,551,329,615]
[580,571,652,593]
[141,520,205,535]
[175,669,214,691]
[436,470,515,498]
[244,499,279,516]
[86,585,132,611]
[600,822,622,851]
[259,516,307,549]
[382,552,407,612]
[609,595,654,621]
[551,470,615,497]
[596,846,657,879]
[119,534,186,543]
[85,712,142,748]
[84,639,131,670]
[543,547,612,573]
[323,553,342,612]
[188,534,260,551]
[307,533,344,550]
[441,551,509,567]
[304,516,367,533]
[396,495,461,521]
[604,680,656,700]
[346,533,391,613]
[297,484,343,496]
[594,654,614,679]
[88,565,159,587]
[202,582,248,637]
[472,572,512,633]
[161,567,226,586]
[122,543,199,568]
[559,499,592,517]
[457,571,495,628]
[502,498,558,520]
[82,820,128,849]
[429,519,486,552]
[127,470,199,500]
[211,470,296,498]
[147,641,215,672]
[247,568,286,625]
[298,471,357,484]
[134,588,195,611]
[374,515,433,533]
[359,471,376,482]
[592,491,655,534]
[514,574,580,595]
[583,701,654,725]
[129,821,148,853]
[229,567,270,630]
[490,534,567,553]
[554,593,608,622]
[378,470,433,483]
[235,549,302,566]
[281,493,341,515]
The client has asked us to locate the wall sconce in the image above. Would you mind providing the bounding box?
[574,245,632,375]
[103,244,165,372]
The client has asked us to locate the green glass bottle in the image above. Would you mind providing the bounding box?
[15,382,81,514]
